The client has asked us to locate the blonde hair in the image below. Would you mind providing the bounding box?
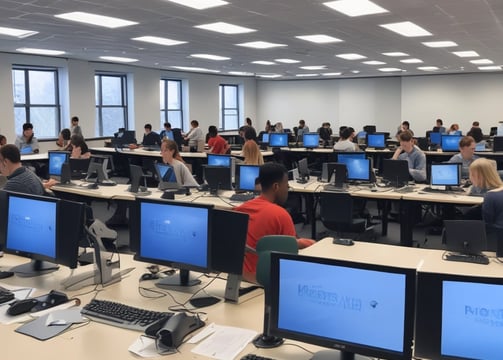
[469,158,503,189]
[242,140,264,165]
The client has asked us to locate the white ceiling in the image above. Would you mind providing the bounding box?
[2,0,503,79]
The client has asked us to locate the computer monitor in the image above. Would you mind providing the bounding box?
[85,155,113,184]
[382,159,410,187]
[69,158,91,179]
[235,164,260,192]
[268,253,416,360]
[48,151,70,177]
[443,220,487,257]
[415,271,503,359]
[113,129,136,146]
[429,131,442,146]
[269,133,288,147]
[297,158,310,183]
[429,163,460,188]
[337,157,371,182]
[335,152,366,162]
[366,133,386,149]
[207,154,231,167]
[303,133,320,148]
[133,199,213,287]
[204,165,232,194]
[325,163,347,189]
[261,133,270,144]
[441,134,462,151]
[475,142,487,151]
[493,136,503,152]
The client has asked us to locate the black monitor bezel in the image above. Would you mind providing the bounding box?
[268,253,416,360]
[235,164,260,192]
[269,133,289,147]
[429,162,461,187]
[204,165,233,191]
[441,134,462,152]
[493,136,503,152]
[302,133,320,148]
[48,151,70,177]
[207,154,232,167]
[366,132,387,149]
[133,198,213,273]
[382,159,410,187]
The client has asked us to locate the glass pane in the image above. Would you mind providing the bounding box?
[14,107,26,132]
[223,114,238,130]
[30,107,58,138]
[29,71,56,104]
[95,108,100,136]
[167,110,182,129]
[224,86,238,108]
[160,81,165,109]
[101,76,123,105]
[101,107,125,136]
[12,70,26,104]
[167,80,181,109]
[95,76,99,104]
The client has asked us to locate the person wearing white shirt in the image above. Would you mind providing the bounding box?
[184,120,204,150]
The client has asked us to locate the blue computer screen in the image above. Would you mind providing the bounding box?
[48,151,69,176]
[207,154,231,167]
[430,163,459,186]
[441,135,461,151]
[475,143,486,151]
[6,195,57,258]
[367,133,386,148]
[276,258,407,353]
[237,165,260,191]
[262,133,270,143]
[303,133,319,148]
[441,280,503,359]
[429,132,442,145]
[269,133,288,147]
[139,202,209,268]
[338,157,370,181]
[336,152,366,162]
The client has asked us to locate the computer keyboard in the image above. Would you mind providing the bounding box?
[230,193,256,202]
[445,253,490,265]
[323,184,348,192]
[81,299,173,331]
[393,186,416,193]
[241,354,276,360]
[0,286,15,304]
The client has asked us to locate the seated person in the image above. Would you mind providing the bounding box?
[396,121,414,139]
[318,122,332,146]
[466,127,486,148]
[130,123,162,149]
[160,139,198,187]
[432,118,446,133]
[55,128,71,150]
[159,122,174,140]
[297,119,310,139]
[448,123,460,135]
[234,162,315,284]
[242,139,264,165]
[69,134,91,159]
[447,136,478,179]
[0,144,45,195]
[468,158,502,197]
[207,125,229,154]
[333,127,359,152]
[15,122,39,154]
[392,130,426,182]
[0,135,7,147]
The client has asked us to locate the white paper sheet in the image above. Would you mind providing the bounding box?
[191,325,257,360]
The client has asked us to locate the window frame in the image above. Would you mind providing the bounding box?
[95,72,128,136]
[160,78,184,130]
[219,84,240,131]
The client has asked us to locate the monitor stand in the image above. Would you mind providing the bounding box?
[11,259,59,278]
[156,269,201,288]
[311,350,367,360]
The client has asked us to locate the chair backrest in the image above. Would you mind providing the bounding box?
[319,191,354,225]
[196,139,205,152]
[255,235,298,289]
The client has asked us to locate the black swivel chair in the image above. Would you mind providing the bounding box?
[172,128,183,150]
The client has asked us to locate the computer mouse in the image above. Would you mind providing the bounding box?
[87,182,99,189]
[140,273,159,281]
[7,298,39,316]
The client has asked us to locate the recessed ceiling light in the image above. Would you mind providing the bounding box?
[296,74,319,77]
[470,59,493,65]
[323,0,388,17]
[322,72,342,76]
[300,65,326,70]
[379,21,432,37]
[351,70,360,74]
[362,60,386,65]
[452,51,479,58]
[0,26,38,38]
[236,41,287,49]
[418,66,439,71]
[54,12,138,28]
[166,0,229,10]
[228,71,255,76]
[336,53,367,60]
[422,41,458,48]
[100,56,138,63]
[295,34,343,43]
[400,58,423,64]
[132,36,186,46]
[257,74,282,78]
[382,52,409,57]
[194,22,256,34]
[252,61,276,65]
[478,66,502,71]
[17,48,65,56]
[171,66,220,73]
[191,53,230,61]
[378,67,403,72]
[275,59,301,64]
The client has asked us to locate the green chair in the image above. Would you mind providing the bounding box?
[253,235,298,348]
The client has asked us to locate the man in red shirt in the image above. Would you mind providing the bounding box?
[234,162,315,283]
[207,125,229,154]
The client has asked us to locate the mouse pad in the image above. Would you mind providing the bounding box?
[15,314,72,340]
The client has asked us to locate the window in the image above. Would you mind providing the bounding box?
[219,84,239,130]
[95,73,128,136]
[12,67,61,138]
[160,79,183,130]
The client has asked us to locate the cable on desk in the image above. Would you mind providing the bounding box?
[282,342,315,355]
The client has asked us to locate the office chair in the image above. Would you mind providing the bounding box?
[319,191,374,240]
[252,235,298,348]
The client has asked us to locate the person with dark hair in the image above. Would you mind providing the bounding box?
[0,135,7,147]
[396,121,414,138]
[433,118,446,133]
[15,123,39,154]
[142,123,162,146]
[207,125,229,154]
[56,128,72,150]
[448,136,478,179]
[71,116,83,137]
[234,162,315,283]
[159,122,173,140]
[245,117,254,129]
[243,126,257,142]
[448,123,460,135]
[392,130,426,182]
[333,127,359,151]
[318,122,332,146]
[0,144,45,195]
[160,139,198,186]
[467,127,485,145]
[297,119,310,139]
[184,120,204,150]
[472,121,480,128]
[69,134,91,159]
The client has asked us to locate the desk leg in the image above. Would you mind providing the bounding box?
[399,200,422,247]
[307,193,317,240]
[380,199,389,237]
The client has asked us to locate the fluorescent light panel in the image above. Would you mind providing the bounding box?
[418,66,439,71]
[132,36,186,46]
[378,67,403,72]
[295,34,343,43]
[275,59,301,64]
[400,58,423,64]
[382,52,409,57]
[166,0,228,10]
[362,60,386,65]
[336,53,367,60]
[228,71,254,76]
[296,74,319,77]
[322,72,342,76]
[257,74,282,78]
[252,61,276,65]
[171,66,220,73]
[300,65,326,70]
[100,56,138,63]
[478,66,502,71]
[0,26,38,38]
[470,59,493,65]
[351,70,360,74]
[422,41,458,48]
[236,41,287,49]
[17,48,65,56]
[323,0,388,17]
[380,21,432,37]
[55,12,137,28]
[194,22,255,34]
[452,51,479,58]
[191,53,230,60]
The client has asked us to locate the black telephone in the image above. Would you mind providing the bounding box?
[7,290,69,316]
